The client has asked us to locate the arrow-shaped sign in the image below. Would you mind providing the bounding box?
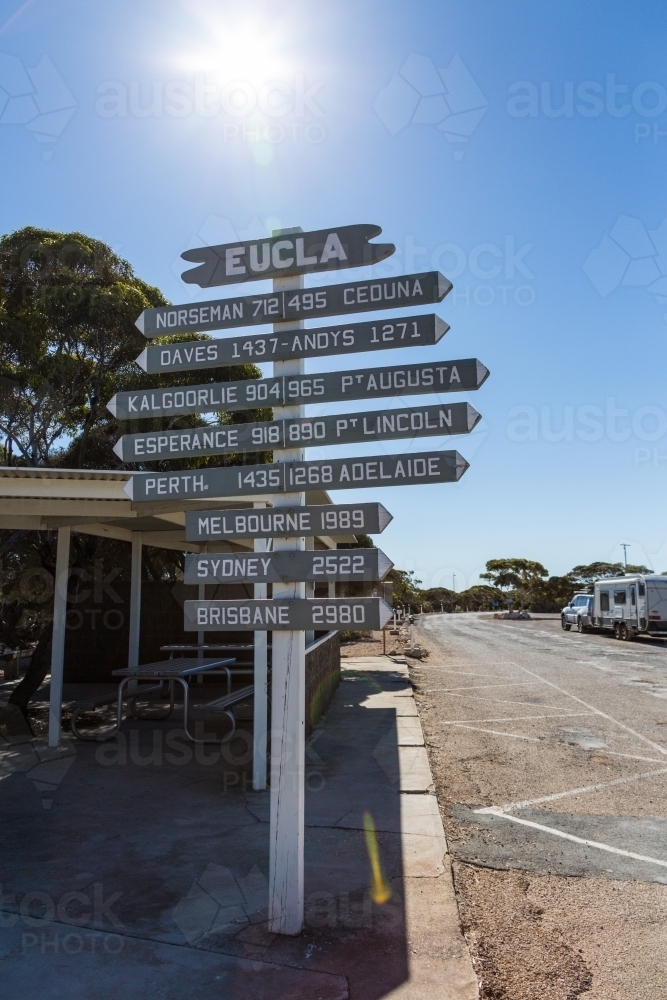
[123,449,468,502]
[135,271,451,338]
[184,597,393,632]
[107,358,488,420]
[180,224,395,287]
[114,402,480,463]
[184,548,393,585]
[185,503,392,541]
[134,313,447,375]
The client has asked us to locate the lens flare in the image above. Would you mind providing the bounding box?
[362,811,392,905]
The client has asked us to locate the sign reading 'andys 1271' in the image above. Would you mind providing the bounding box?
[124,450,468,501]
[180,224,395,287]
[135,314,447,375]
[135,271,451,337]
[184,598,393,632]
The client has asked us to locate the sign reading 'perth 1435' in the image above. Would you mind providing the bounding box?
[107,359,488,420]
[135,314,447,375]
[135,271,451,337]
[180,224,395,287]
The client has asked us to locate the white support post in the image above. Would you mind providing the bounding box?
[269,233,306,935]
[253,501,268,790]
[305,536,315,646]
[128,533,142,669]
[328,580,336,598]
[48,526,71,748]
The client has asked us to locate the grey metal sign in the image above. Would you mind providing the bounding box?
[184,549,393,585]
[107,359,488,420]
[114,402,480,463]
[124,449,468,502]
[180,224,395,287]
[185,502,393,542]
[135,271,451,337]
[184,597,393,632]
[135,313,447,375]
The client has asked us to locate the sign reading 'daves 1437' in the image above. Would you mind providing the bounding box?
[135,271,451,337]
[135,314,447,375]
[123,450,468,501]
[107,359,488,420]
[179,224,395,287]
[114,402,480,463]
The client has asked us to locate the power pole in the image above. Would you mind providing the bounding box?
[621,543,630,569]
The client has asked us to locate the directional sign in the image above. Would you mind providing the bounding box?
[114,402,480,463]
[124,450,468,502]
[185,503,392,542]
[184,598,393,632]
[135,271,451,337]
[135,314,447,375]
[107,358,488,420]
[180,224,395,287]
[184,549,393,585]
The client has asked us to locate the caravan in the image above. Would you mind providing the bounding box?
[591,575,667,640]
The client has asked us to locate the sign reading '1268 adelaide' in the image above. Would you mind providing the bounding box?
[135,271,451,337]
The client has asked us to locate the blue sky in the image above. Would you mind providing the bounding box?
[2,0,667,588]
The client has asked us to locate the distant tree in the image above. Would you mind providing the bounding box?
[480,558,548,608]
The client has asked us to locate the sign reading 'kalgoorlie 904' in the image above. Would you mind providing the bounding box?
[135,271,451,337]
[135,314,447,374]
[184,548,393,585]
[184,598,393,632]
[107,359,489,420]
[180,224,395,287]
[185,503,393,541]
[114,401,480,462]
[124,450,469,501]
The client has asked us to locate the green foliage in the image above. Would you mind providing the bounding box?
[480,558,548,608]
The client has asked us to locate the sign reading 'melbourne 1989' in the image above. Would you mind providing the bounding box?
[135,271,451,337]
[184,598,393,632]
[107,359,488,420]
[124,450,468,501]
[114,402,480,462]
[135,314,447,375]
[185,503,392,542]
[184,549,393,585]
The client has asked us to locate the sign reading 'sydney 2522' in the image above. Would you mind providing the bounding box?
[135,271,451,337]
[180,224,395,287]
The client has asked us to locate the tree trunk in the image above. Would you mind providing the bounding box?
[8,623,53,717]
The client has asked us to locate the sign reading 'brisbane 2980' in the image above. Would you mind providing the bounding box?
[135,271,451,337]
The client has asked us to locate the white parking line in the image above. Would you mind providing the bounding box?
[441,712,595,725]
[475,767,667,814]
[445,724,539,742]
[479,810,667,869]
[426,681,541,693]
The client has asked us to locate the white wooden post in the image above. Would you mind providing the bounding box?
[269,230,306,935]
[128,532,142,669]
[48,526,71,748]
[253,501,268,790]
[305,536,315,646]
[328,581,336,598]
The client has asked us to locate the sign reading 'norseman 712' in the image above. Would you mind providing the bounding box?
[107,359,488,420]
[185,503,392,542]
[184,549,393,585]
[114,402,480,463]
[124,450,468,501]
[184,598,393,632]
[180,224,395,287]
[135,271,451,337]
[135,314,447,374]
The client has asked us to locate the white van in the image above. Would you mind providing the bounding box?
[592,575,667,640]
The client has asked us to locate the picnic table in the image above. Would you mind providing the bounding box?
[70,656,253,745]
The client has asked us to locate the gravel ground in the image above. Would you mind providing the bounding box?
[406,613,667,1000]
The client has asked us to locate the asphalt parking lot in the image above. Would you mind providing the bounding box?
[409,612,667,1000]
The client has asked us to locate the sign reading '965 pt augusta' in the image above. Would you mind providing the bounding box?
[185,503,393,542]
[184,598,393,632]
[107,359,488,420]
[180,224,395,287]
[184,548,393,585]
[135,314,447,375]
[135,271,451,337]
[124,450,468,501]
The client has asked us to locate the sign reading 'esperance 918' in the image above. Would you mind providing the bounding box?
[135,271,451,337]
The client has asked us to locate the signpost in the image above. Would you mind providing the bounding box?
[184,548,393,585]
[114,402,480,463]
[135,270,452,337]
[184,597,393,632]
[123,449,469,502]
[134,313,448,375]
[180,224,395,286]
[107,358,489,419]
[184,502,393,542]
